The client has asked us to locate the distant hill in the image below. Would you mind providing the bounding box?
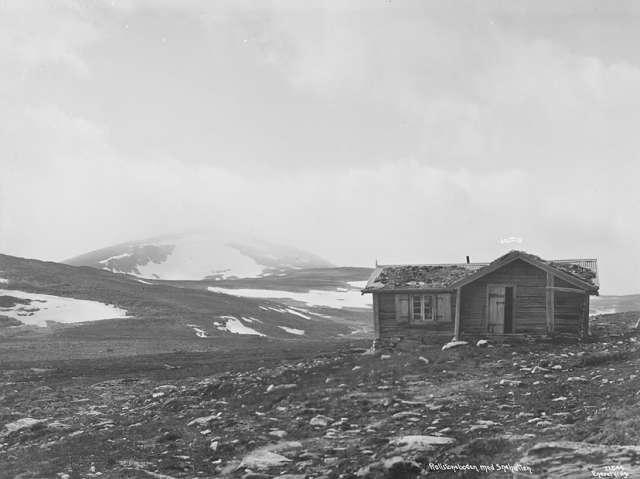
[0,254,370,341]
[591,294,640,316]
[64,231,333,280]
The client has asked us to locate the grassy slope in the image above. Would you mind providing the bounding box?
[0,254,367,343]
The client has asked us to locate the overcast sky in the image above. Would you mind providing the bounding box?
[1,0,639,294]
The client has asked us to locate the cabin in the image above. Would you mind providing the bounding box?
[361,250,599,343]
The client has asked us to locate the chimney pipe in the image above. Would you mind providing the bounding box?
[466,255,470,264]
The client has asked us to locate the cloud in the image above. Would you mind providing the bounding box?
[0,0,99,75]
[1,1,639,294]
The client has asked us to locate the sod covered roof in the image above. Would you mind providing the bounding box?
[362,251,598,293]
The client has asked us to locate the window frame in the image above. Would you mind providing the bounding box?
[409,294,436,323]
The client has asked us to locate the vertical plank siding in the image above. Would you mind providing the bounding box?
[460,259,549,335]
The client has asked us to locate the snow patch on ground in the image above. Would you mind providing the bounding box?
[261,304,332,319]
[98,253,132,264]
[207,287,372,309]
[284,308,311,320]
[217,316,265,336]
[242,316,263,324]
[187,324,209,338]
[0,278,9,285]
[278,326,305,335]
[0,289,129,327]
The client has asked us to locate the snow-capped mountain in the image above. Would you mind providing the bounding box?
[64,231,333,280]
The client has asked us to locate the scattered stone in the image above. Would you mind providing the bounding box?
[499,379,523,387]
[567,376,588,382]
[476,339,489,347]
[531,366,549,374]
[187,414,218,427]
[389,435,455,452]
[535,420,553,427]
[442,340,468,351]
[265,383,297,393]
[240,443,298,470]
[310,415,333,427]
[3,418,45,435]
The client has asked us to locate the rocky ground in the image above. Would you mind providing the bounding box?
[2,313,640,479]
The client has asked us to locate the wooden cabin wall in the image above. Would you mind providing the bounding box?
[550,278,591,335]
[554,291,585,334]
[377,293,398,338]
[374,292,455,341]
[460,259,548,334]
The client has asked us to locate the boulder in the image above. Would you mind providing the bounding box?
[310,415,333,427]
[441,341,468,351]
[187,414,218,427]
[2,417,45,436]
[356,456,422,478]
[239,441,302,470]
[389,435,455,452]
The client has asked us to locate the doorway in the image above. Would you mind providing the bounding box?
[487,285,515,334]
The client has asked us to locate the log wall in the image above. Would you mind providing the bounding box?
[374,292,455,341]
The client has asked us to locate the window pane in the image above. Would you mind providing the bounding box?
[423,295,433,320]
[412,295,422,321]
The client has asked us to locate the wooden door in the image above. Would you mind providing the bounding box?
[487,286,506,333]
[504,286,514,333]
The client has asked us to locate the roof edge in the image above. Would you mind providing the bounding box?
[450,251,598,292]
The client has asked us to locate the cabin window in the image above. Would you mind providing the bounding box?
[407,294,451,323]
[410,294,434,322]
